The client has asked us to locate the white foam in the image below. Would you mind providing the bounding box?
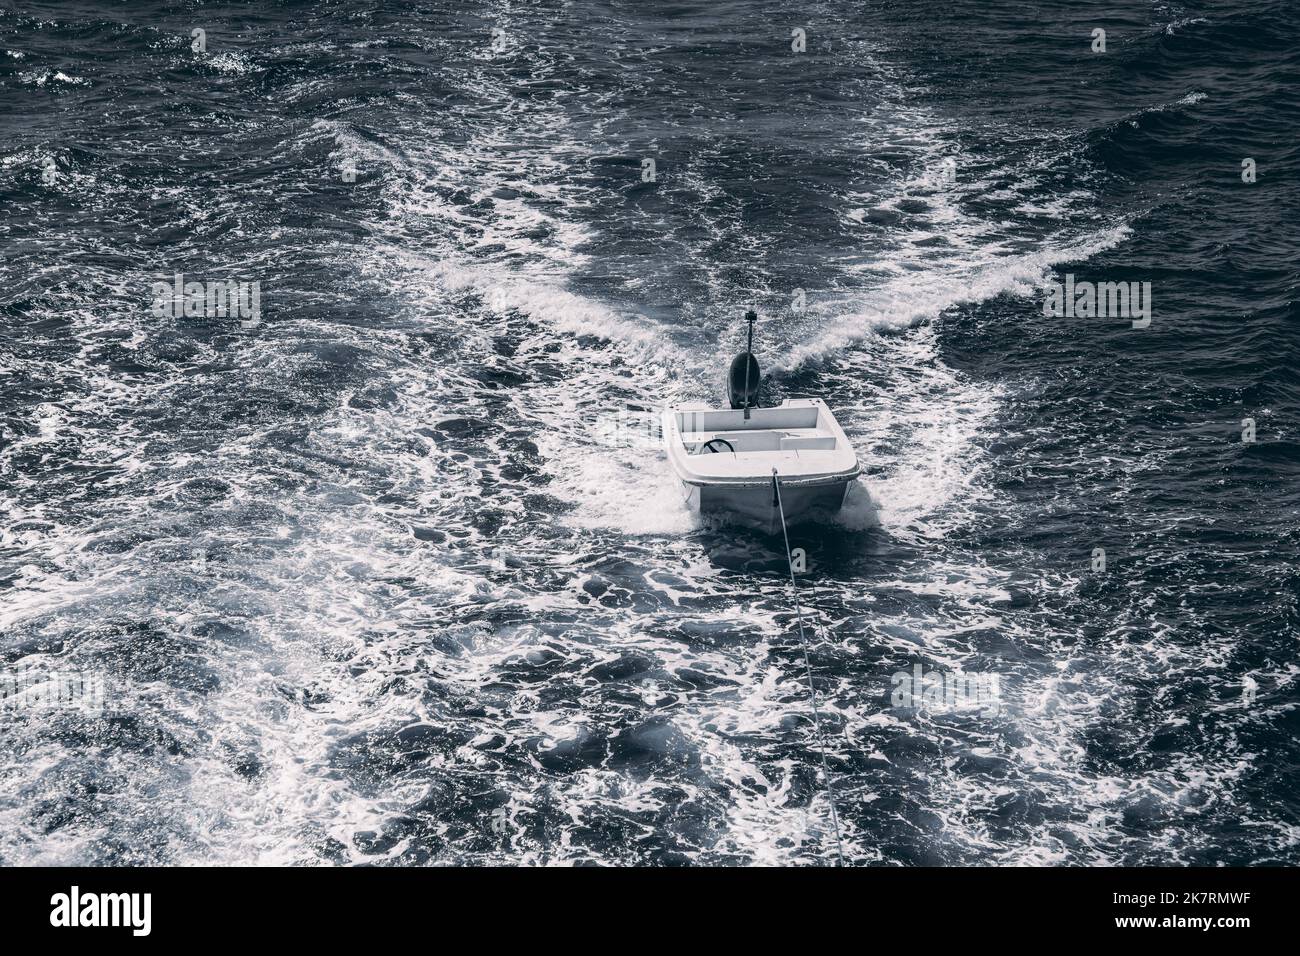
[834,480,881,531]
[777,225,1131,371]
[419,254,675,363]
[546,445,697,536]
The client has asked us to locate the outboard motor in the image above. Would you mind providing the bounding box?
[727,310,761,418]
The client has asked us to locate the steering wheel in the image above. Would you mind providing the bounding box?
[697,437,735,455]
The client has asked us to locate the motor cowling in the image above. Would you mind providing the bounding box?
[727,352,761,409]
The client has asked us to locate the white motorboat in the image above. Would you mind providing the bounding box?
[662,312,860,533]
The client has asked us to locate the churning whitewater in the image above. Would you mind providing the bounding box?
[1,1,1297,866]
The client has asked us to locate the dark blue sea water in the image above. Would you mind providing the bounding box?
[1,1,1297,865]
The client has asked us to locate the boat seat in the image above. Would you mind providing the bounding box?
[676,407,820,431]
[679,426,825,442]
[781,436,837,450]
[680,429,840,454]
[709,430,784,452]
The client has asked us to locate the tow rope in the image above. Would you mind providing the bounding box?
[771,469,846,866]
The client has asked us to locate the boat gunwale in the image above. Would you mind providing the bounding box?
[673,465,861,489]
[662,398,860,488]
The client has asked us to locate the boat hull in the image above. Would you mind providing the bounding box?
[663,399,860,533]
[682,477,852,534]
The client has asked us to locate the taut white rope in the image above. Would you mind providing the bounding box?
[771,468,846,866]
